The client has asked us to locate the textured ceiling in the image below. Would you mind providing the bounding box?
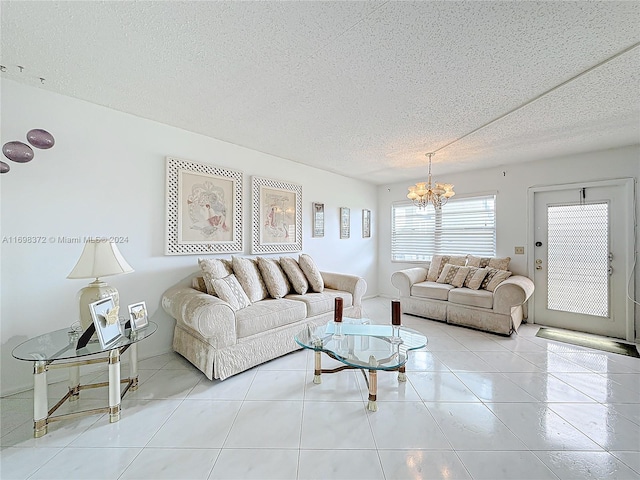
[1,1,639,185]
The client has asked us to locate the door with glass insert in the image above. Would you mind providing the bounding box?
[532,182,632,340]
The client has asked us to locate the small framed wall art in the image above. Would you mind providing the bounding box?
[251,176,303,254]
[89,297,124,349]
[340,207,350,239]
[312,202,324,237]
[362,209,371,238]
[165,156,243,255]
[127,301,149,331]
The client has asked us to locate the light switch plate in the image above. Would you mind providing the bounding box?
[514,246,525,255]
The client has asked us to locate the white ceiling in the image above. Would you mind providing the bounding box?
[1,1,639,185]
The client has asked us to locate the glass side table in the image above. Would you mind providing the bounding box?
[12,321,157,437]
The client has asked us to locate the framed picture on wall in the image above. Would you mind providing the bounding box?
[312,202,324,237]
[165,156,243,255]
[340,207,350,239]
[251,176,303,254]
[362,209,371,238]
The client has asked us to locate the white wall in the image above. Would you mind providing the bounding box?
[378,146,639,339]
[0,80,378,396]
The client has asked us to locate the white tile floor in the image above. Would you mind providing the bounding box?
[2,297,639,479]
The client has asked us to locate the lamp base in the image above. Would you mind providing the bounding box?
[77,280,120,333]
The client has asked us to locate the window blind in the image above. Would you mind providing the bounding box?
[392,195,496,261]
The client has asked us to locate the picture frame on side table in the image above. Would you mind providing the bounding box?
[312,202,325,238]
[251,176,303,254]
[127,301,149,331]
[340,207,350,239]
[165,156,243,255]
[89,297,124,349]
[362,209,371,238]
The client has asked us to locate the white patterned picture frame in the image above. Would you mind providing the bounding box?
[340,207,350,239]
[251,176,302,254]
[166,156,243,255]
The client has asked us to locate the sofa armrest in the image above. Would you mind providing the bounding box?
[391,267,429,297]
[492,275,535,315]
[320,271,367,307]
[162,286,236,349]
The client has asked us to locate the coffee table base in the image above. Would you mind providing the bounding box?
[313,350,407,412]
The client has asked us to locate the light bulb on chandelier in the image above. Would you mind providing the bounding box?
[406,152,455,209]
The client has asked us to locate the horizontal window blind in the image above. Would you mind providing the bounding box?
[392,195,496,261]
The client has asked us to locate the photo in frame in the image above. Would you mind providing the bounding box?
[362,209,371,238]
[340,207,350,239]
[251,176,302,254]
[127,301,149,331]
[89,297,124,349]
[312,202,325,237]
[165,156,243,255]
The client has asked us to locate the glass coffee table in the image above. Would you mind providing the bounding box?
[12,322,156,437]
[295,320,427,411]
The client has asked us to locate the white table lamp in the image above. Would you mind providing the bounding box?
[67,240,134,332]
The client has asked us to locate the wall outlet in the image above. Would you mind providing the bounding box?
[514,246,525,255]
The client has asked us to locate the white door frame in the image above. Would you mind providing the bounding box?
[527,178,636,342]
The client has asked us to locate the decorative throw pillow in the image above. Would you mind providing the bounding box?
[299,254,324,292]
[192,276,207,293]
[485,269,513,292]
[280,256,308,294]
[467,255,511,271]
[427,255,467,282]
[198,258,233,295]
[257,257,291,299]
[463,266,489,290]
[210,274,251,311]
[436,264,470,287]
[231,256,269,302]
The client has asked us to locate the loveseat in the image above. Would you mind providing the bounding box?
[162,254,367,380]
[391,255,534,335]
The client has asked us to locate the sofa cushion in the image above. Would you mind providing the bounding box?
[448,288,494,309]
[280,257,309,295]
[299,254,324,292]
[232,256,269,302]
[436,264,471,288]
[210,274,252,311]
[257,257,291,299]
[427,255,467,282]
[192,276,207,293]
[198,258,233,295]
[463,266,489,290]
[235,298,306,339]
[411,281,454,301]
[286,289,353,317]
[467,255,511,271]
[484,268,513,291]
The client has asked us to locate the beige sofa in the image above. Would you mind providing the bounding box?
[162,256,367,380]
[391,257,534,335]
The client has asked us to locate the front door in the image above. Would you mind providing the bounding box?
[531,180,634,340]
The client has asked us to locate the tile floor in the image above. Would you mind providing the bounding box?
[1,297,639,479]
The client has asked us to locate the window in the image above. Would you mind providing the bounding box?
[391,195,496,261]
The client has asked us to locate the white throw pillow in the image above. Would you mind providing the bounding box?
[427,255,467,282]
[257,257,291,299]
[210,274,251,311]
[482,268,513,291]
[299,254,324,292]
[436,264,470,288]
[232,256,269,302]
[280,256,308,294]
[198,257,233,295]
[467,255,511,271]
[463,267,489,290]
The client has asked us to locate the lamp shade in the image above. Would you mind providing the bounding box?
[67,241,134,279]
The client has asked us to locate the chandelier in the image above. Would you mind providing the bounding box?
[406,153,455,209]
